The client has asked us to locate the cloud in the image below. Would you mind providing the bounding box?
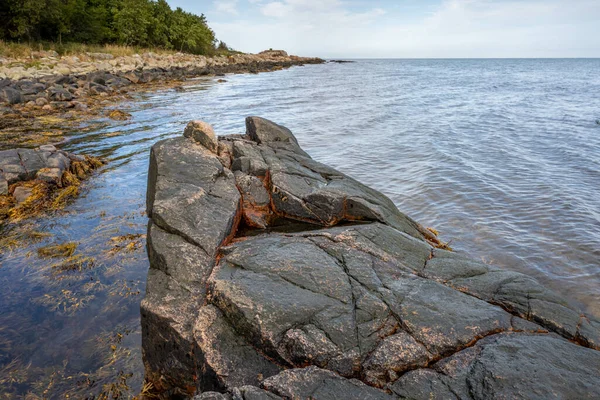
[210,0,600,57]
[213,0,239,15]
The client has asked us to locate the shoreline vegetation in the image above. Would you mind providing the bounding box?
[1,0,230,56]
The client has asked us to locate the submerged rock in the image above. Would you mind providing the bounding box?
[143,117,600,399]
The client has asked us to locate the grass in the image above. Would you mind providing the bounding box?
[0,40,179,59]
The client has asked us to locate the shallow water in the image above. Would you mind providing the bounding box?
[1,59,599,397]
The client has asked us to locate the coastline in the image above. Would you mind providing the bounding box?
[143,117,600,398]
[0,50,324,149]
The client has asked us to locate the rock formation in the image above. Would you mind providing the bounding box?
[0,145,103,222]
[143,117,600,399]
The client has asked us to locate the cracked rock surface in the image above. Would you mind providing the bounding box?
[143,117,600,399]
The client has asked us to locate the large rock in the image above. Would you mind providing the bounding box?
[143,117,600,399]
[391,333,600,400]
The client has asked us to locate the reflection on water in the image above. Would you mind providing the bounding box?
[1,59,600,397]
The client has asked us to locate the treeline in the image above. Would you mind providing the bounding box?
[0,0,231,55]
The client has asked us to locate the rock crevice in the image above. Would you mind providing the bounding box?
[143,117,600,399]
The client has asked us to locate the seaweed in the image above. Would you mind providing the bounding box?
[37,242,78,258]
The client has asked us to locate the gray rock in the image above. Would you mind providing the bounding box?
[13,186,33,204]
[1,87,23,104]
[193,305,282,390]
[36,168,63,185]
[193,393,232,400]
[391,333,600,400]
[39,145,57,152]
[143,117,600,399]
[17,149,46,180]
[0,149,28,183]
[233,386,282,400]
[146,136,240,256]
[262,367,394,400]
[184,120,219,153]
[49,87,73,101]
[0,173,7,195]
[234,171,272,228]
[245,116,299,146]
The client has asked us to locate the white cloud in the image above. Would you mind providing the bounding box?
[214,0,239,15]
[210,0,600,57]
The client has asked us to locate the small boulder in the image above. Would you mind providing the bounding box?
[183,120,218,153]
[1,87,24,105]
[246,116,299,145]
[37,168,63,185]
[39,145,57,152]
[122,71,140,84]
[35,97,49,106]
[13,186,33,204]
[49,88,73,102]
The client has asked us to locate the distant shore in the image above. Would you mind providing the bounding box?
[0,50,324,149]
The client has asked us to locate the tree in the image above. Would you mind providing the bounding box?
[113,0,152,46]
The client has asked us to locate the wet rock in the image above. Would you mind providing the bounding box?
[143,117,600,399]
[184,121,219,153]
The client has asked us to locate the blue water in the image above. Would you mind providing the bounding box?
[1,59,599,397]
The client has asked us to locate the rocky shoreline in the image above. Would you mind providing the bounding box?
[0,145,103,224]
[0,50,323,107]
[0,50,324,149]
[143,117,600,399]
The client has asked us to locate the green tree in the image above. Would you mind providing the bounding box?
[113,0,152,46]
[148,0,172,49]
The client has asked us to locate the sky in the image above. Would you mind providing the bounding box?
[166,0,600,58]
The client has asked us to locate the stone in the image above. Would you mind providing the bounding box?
[245,116,298,146]
[17,149,46,180]
[142,117,600,399]
[35,97,49,106]
[262,367,394,400]
[49,87,73,101]
[1,87,23,104]
[234,171,272,228]
[362,332,431,387]
[122,71,140,84]
[184,120,219,153]
[13,186,33,204]
[391,333,600,400]
[36,168,63,185]
[0,173,8,196]
[39,145,57,152]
